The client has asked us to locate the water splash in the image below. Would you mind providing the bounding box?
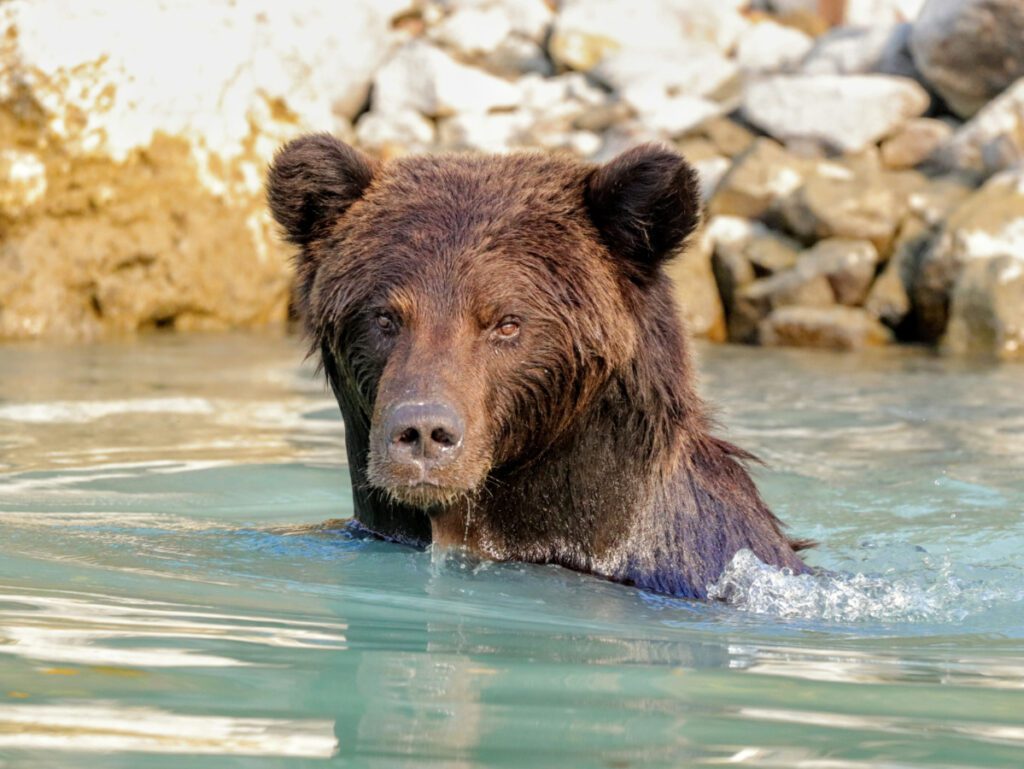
[707,549,1009,623]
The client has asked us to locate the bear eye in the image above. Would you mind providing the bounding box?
[492,316,521,342]
[373,311,398,335]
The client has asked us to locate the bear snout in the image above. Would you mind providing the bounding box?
[382,400,465,475]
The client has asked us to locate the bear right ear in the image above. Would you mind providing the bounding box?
[266,133,376,248]
[584,143,701,284]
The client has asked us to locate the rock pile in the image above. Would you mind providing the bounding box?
[1,0,1022,359]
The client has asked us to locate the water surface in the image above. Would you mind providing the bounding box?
[1,332,1022,768]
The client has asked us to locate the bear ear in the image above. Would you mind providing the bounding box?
[266,133,376,248]
[584,143,701,282]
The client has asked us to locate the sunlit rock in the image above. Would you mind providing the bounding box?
[372,41,521,118]
[0,0,409,340]
[915,168,1024,344]
[944,255,1024,360]
[549,0,749,72]
[735,19,814,74]
[759,306,893,350]
[880,118,953,169]
[937,78,1024,179]
[741,74,930,153]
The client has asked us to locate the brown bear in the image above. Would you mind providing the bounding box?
[267,134,811,599]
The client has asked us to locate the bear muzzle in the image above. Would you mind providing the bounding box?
[369,399,478,508]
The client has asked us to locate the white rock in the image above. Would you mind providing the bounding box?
[372,41,520,117]
[638,96,722,139]
[437,112,531,152]
[938,77,1024,177]
[692,155,732,202]
[435,0,552,42]
[741,74,930,153]
[498,0,554,42]
[593,49,739,113]
[549,0,749,72]
[0,0,405,172]
[431,6,512,56]
[736,20,813,73]
[845,0,927,24]
[516,73,607,115]
[355,109,436,154]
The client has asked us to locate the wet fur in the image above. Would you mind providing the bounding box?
[268,136,811,599]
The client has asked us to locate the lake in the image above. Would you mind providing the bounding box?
[1,331,1022,768]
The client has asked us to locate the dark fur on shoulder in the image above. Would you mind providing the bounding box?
[267,136,811,599]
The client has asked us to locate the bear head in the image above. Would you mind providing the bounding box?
[267,135,700,514]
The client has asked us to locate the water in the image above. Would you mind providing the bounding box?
[1,331,1022,768]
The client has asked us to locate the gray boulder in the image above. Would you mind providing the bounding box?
[910,0,1024,118]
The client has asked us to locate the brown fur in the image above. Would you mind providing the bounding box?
[267,135,811,599]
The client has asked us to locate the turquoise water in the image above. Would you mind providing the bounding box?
[1,332,1022,768]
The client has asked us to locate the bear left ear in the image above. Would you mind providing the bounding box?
[266,133,376,249]
[584,143,701,282]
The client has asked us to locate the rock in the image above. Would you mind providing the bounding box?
[880,118,953,168]
[0,150,47,219]
[731,265,835,344]
[799,24,920,79]
[435,72,609,154]
[664,227,727,341]
[591,121,667,163]
[431,6,513,57]
[759,306,894,349]
[745,230,802,276]
[863,216,930,329]
[944,255,1024,359]
[372,41,520,117]
[863,178,971,334]
[735,19,814,73]
[937,77,1024,178]
[592,49,740,120]
[692,156,732,202]
[355,109,436,156]
[549,0,749,72]
[910,0,1024,118]
[709,139,810,220]
[699,117,757,158]
[780,155,927,254]
[741,74,930,153]
[516,72,608,116]
[708,217,758,316]
[430,2,555,76]
[484,36,553,77]
[637,97,723,140]
[865,258,913,327]
[798,238,880,305]
[914,168,1024,342]
[844,0,928,25]
[0,0,410,340]
[905,175,974,226]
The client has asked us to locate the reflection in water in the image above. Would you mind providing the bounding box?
[0,334,1021,768]
[0,588,347,668]
[0,704,338,757]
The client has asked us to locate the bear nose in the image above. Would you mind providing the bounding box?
[384,401,465,469]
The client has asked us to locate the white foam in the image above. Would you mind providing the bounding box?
[708,549,1002,623]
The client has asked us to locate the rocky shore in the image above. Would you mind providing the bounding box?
[1,0,1022,359]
